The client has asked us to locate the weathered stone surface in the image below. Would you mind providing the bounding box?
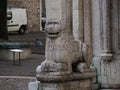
[99,89,118,90]
[36,0,91,76]
[36,0,95,90]
[99,0,112,61]
[92,83,100,90]
[92,0,120,89]
[39,75,93,90]
[101,83,120,89]
[73,0,80,41]
[29,81,40,90]
[36,72,96,82]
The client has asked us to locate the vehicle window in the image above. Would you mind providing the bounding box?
[7,11,12,20]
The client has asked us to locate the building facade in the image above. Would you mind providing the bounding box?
[73,0,120,89]
[8,0,41,32]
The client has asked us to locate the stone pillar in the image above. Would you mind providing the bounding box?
[83,0,93,65]
[73,0,79,41]
[73,0,84,42]
[83,0,92,47]
[78,0,84,42]
[100,0,112,61]
[45,0,72,32]
[40,0,42,31]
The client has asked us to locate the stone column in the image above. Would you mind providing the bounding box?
[40,0,42,31]
[100,0,112,61]
[73,0,79,41]
[78,0,84,42]
[83,0,93,65]
[83,0,92,47]
[73,0,84,42]
[45,0,72,32]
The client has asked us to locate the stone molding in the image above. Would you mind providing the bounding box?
[36,72,96,82]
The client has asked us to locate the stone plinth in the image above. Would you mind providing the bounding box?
[36,72,96,90]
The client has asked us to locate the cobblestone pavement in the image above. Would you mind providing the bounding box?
[0,31,46,76]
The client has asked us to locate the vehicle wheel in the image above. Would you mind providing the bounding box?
[19,26,25,35]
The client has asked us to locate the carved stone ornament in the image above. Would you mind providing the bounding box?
[45,19,61,39]
[36,19,91,76]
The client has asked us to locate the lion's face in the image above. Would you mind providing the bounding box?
[45,20,61,39]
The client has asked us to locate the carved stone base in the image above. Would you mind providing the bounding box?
[100,83,120,90]
[100,52,112,61]
[37,72,96,90]
[39,79,91,90]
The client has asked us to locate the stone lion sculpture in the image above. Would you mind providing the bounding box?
[36,19,90,75]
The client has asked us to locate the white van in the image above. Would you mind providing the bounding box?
[7,8,27,34]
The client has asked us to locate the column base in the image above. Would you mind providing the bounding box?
[37,72,96,90]
[100,52,112,61]
[100,83,120,90]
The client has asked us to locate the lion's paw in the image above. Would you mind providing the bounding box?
[39,61,58,72]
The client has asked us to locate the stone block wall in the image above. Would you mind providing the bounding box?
[8,0,40,32]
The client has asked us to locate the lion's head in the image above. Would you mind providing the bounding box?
[45,19,61,39]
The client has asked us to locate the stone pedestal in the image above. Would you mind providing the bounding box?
[36,0,95,90]
[37,72,96,90]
